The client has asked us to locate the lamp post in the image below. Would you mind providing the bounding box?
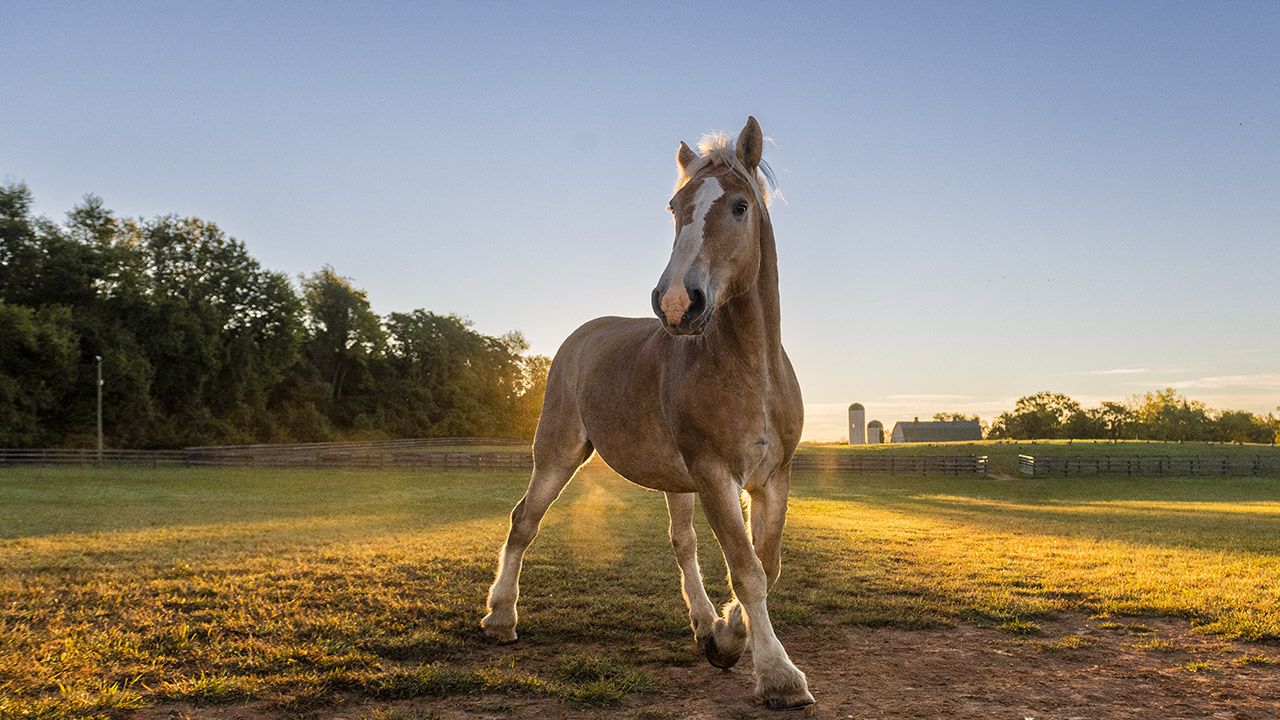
[95,355,103,454]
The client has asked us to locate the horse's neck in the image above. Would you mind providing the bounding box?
[714,219,784,378]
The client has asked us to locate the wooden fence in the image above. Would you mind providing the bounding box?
[2,442,988,476]
[0,448,188,467]
[790,453,988,476]
[0,438,532,471]
[1019,454,1280,477]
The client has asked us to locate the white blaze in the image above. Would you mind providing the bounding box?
[660,178,722,324]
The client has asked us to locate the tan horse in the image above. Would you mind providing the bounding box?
[482,117,812,710]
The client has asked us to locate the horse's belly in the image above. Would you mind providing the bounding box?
[589,438,697,494]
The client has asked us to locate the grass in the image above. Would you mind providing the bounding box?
[999,619,1042,636]
[1098,621,1158,634]
[1031,635,1095,652]
[1,453,1278,718]
[1236,654,1274,666]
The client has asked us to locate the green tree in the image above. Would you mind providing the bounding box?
[988,391,1080,439]
[383,311,532,438]
[120,215,306,445]
[1127,388,1210,441]
[0,303,78,445]
[1211,410,1274,444]
[302,265,386,415]
[514,353,552,439]
[2,183,551,447]
[933,412,977,422]
[0,184,103,309]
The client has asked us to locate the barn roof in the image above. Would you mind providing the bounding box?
[891,420,982,443]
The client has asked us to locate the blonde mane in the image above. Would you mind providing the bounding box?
[675,130,777,207]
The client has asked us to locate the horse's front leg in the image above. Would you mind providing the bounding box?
[698,472,813,710]
[665,492,735,662]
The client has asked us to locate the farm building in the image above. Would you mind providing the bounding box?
[866,419,884,444]
[890,419,983,443]
[847,403,865,445]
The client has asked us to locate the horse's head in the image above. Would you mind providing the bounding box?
[651,116,771,336]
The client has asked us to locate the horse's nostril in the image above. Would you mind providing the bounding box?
[688,288,706,314]
[651,287,663,317]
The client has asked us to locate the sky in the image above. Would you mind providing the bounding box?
[3,1,1278,441]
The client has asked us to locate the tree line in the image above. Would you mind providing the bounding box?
[1,183,547,448]
[971,389,1278,443]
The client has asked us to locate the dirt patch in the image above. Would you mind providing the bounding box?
[142,614,1279,720]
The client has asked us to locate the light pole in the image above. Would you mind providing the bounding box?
[95,355,103,454]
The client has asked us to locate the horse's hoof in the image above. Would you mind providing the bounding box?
[761,692,816,712]
[481,618,518,644]
[701,633,742,669]
[483,627,518,644]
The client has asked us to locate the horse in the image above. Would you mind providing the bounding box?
[481,117,813,710]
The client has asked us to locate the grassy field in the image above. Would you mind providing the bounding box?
[1,453,1278,718]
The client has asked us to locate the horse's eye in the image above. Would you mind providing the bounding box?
[733,201,749,217]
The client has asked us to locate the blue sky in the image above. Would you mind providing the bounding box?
[4,1,1278,440]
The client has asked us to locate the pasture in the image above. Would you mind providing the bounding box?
[2,450,1279,718]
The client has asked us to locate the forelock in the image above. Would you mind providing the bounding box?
[675,130,776,207]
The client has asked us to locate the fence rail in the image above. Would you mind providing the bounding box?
[0,439,533,471]
[1,443,990,476]
[1019,454,1280,477]
[0,448,188,467]
[16,447,1275,478]
[791,454,988,476]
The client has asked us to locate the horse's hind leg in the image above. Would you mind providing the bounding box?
[482,438,591,643]
[747,461,793,588]
[668,491,748,668]
[665,492,733,661]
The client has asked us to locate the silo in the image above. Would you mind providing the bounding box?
[848,403,865,445]
[866,420,884,444]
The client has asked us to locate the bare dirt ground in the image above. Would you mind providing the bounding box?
[145,614,1280,720]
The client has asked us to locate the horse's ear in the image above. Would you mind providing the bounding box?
[736,116,763,171]
[677,141,698,171]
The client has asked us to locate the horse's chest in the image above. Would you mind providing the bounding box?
[677,393,794,482]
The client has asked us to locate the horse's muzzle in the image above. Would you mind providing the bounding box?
[652,285,711,336]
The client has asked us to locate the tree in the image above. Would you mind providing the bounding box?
[0,303,78,446]
[0,184,103,309]
[1211,410,1274,444]
[1,184,557,447]
[514,353,552,439]
[383,310,533,438]
[122,215,306,445]
[988,391,1080,439]
[1127,388,1210,441]
[1097,401,1137,440]
[933,412,976,422]
[300,267,386,430]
